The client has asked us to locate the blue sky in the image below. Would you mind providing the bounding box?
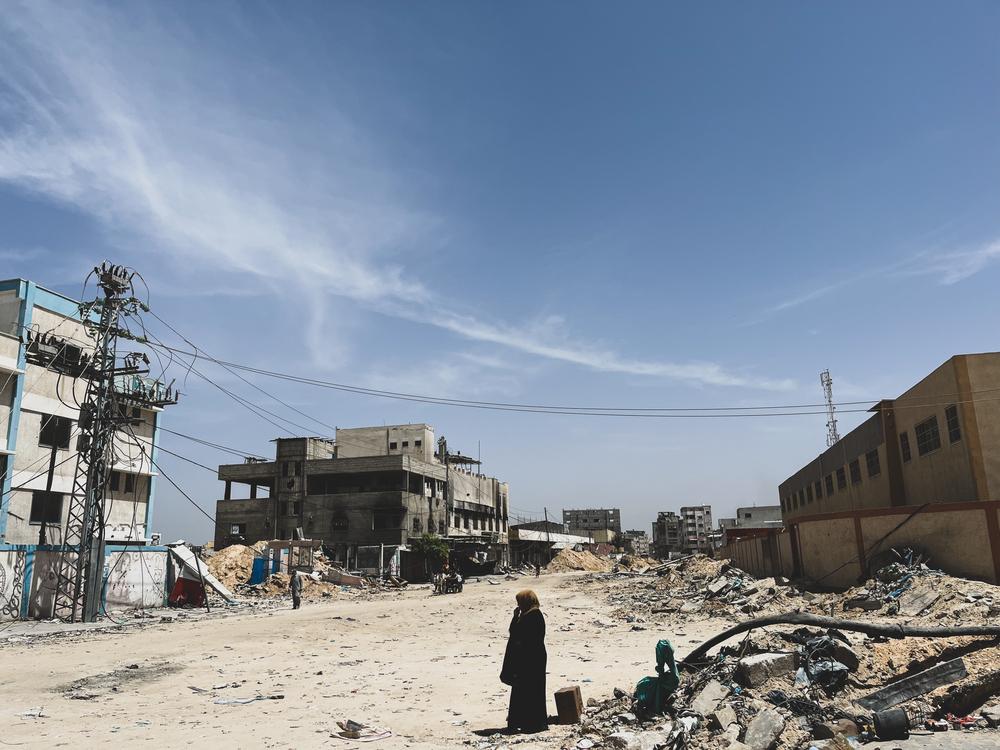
[2,2,999,540]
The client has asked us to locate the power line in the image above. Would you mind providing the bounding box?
[142,341,1000,419]
[145,310,338,436]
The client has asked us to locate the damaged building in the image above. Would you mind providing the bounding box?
[725,353,1000,587]
[0,277,170,619]
[214,424,510,579]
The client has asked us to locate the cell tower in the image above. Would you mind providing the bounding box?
[820,369,840,448]
[29,262,179,623]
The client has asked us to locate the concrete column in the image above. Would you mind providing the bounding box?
[224,480,231,500]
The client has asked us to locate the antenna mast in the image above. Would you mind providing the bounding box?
[820,369,840,448]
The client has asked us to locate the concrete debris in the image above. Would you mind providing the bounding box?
[690,679,729,715]
[567,550,1000,750]
[734,652,797,688]
[742,708,784,750]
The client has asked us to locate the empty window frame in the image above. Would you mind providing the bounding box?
[900,432,912,462]
[825,474,834,495]
[412,515,422,532]
[124,473,135,494]
[402,441,409,448]
[109,471,121,492]
[866,449,881,478]
[415,440,422,448]
[389,441,398,450]
[39,414,72,450]
[30,490,63,524]
[814,480,823,500]
[945,405,962,444]
[836,467,847,490]
[849,459,862,484]
[915,416,941,456]
[230,523,246,536]
[282,461,290,477]
[806,485,813,503]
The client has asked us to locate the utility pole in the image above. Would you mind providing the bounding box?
[820,369,841,448]
[543,507,551,565]
[27,262,179,623]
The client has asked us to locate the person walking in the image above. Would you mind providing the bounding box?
[500,589,548,733]
[290,568,303,610]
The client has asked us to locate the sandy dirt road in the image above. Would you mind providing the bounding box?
[1,572,724,749]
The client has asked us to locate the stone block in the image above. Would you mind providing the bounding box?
[734,652,796,688]
[743,709,785,750]
[689,679,729,715]
[709,705,738,731]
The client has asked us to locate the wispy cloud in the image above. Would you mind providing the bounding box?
[0,3,788,391]
[899,240,1000,285]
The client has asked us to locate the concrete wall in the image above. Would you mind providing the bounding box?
[0,544,168,620]
[753,501,1000,588]
[894,357,978,505]
[966,354,1000,502]
[796,517,860,588]
[336,425,435,463]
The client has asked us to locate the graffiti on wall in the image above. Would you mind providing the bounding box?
[0,549,25,619]
[104,550,167,609]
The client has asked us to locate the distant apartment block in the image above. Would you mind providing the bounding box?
[563,507,621,535]
[621,529,650,556]
[652,511,683,558]
[681,505,713,553]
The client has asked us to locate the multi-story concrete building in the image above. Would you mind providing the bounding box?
[563,507,621,536]
[0,278,164,546]
[680,505,713,554]
[773,353,1000,586]
[780,354,1000,519]
[652,511,683,558]
[215,424,509,578]
[621,529,650,556]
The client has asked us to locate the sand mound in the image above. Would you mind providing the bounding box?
[547,548,613,573]
[206,544,256,589]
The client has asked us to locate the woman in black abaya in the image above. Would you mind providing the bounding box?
[500,589,548,733]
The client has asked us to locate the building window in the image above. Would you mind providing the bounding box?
[836,467,847,490]
[899,432,912,462]
[30,491,63,524]
[806,485,813,503]
[331,517,348,530]
[125,473,135,494]
[373,510,401,530]
[389,441,397,450]
[825,474,834,495]
[282,461,289,477]
[402,441,409,448]
[279,501,289,516]
[915,416,941,456]
[230,523,246,536]
[945,405,962,444]
[814,480,823,499]
[438,519,446,534]
[866,449,881,478]
[110,471,121,492]
[39,414,72,450]
[291,501,300,515]
[412,515,422,533]
[415,440,422,448]
[294,461,301,476]
[849,459,862,485]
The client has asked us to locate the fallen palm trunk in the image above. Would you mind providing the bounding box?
[682,612,1000,667]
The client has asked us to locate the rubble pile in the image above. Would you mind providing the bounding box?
[569,549,1000,749]
[205,544,256,590]
[236,572,342,600]
[547,548,614,573]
